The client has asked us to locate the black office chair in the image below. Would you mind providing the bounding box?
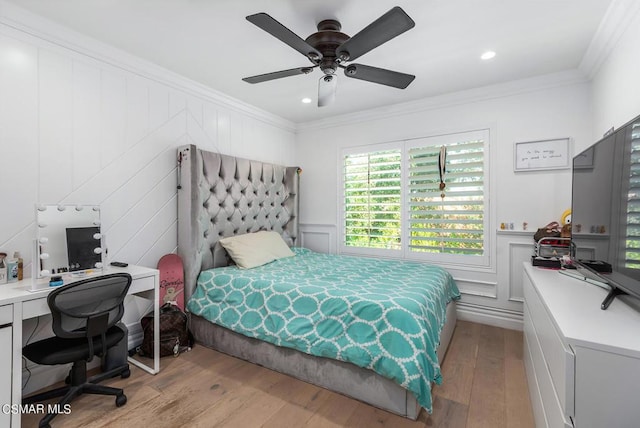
[23,273,132,428]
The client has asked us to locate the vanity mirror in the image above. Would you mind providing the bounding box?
[35,204,104,278]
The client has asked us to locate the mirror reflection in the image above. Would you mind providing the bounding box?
[35,204,104,277]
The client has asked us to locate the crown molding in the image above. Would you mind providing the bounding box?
[296,69,589,132]
[579,0,640,79]
[0,0,296,133]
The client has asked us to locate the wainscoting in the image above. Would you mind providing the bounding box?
[299,224,336,254]
[1,4,296,397]
[0,4,296,274]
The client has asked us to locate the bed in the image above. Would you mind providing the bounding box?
[177,145,459,419]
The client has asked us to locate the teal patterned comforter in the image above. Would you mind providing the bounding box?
[187,248,460,412]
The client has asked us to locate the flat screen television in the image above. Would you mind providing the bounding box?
[571,113,640,309]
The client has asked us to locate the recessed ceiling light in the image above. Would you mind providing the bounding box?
[301,97,312,104]
[481,51,496,60]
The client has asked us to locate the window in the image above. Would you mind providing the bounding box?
[625,122,640,268]
[340,130,489,267]
[343,149,402,250]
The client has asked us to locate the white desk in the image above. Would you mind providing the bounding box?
[0,265,159,428]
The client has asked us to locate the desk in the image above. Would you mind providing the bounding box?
[0,265,159,428]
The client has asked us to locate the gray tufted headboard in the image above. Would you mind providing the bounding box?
[177,145,300,301]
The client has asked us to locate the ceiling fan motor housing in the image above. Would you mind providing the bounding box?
[305,19,350,74]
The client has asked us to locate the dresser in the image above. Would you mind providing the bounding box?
[523,263,640,428]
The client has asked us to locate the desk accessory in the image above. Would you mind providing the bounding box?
[49,275,63,287]
[110,262,128,268]
[0,252,6,284]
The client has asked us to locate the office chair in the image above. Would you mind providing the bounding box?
[23,273,132,428]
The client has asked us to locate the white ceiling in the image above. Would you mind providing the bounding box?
[6,0,615,124]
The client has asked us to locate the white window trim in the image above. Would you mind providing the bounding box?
[338,129,491,269]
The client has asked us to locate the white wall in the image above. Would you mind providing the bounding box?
[590,6,640,136]
[0,3,295,394]
[0,6,295,276]
[295,73,592,325]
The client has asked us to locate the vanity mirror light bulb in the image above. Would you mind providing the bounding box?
[39,253,50,260]
[92,206,100,211]
[93,220,101,226]
[93,247,103,254]
[95,262,103,269]
[36,205,47,211]
[75,205,84,211]
[40,270,51,277]
[38,222,47,228]
[93,233,102,240]
[39,237,49,244]
[57,205,66,211]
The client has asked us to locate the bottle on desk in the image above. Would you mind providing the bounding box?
[6,254,18,283]
[0,252,6,284]
[13,251,23,281]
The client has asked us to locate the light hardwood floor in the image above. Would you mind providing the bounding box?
[22,321,535,427]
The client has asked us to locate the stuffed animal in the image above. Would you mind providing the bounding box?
[560,209,572,238]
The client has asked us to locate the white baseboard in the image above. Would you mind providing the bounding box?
[456,302,524,331]
[21,321,143,396]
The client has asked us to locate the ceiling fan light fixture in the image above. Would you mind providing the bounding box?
[243,7,416,106]
[481,50,496,60]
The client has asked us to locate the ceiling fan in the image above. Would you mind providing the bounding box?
[242,6,416,107]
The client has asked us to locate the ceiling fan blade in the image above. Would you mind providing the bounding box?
[343,64,415,89]
[318,75,337,107]
[336,7,415,61]
[243,66,316,84]
[247,13,322,60]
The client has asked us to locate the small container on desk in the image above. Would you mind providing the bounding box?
[532,237,574,269]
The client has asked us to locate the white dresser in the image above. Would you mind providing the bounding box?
[523,263,640,428]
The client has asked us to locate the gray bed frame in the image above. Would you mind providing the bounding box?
[176,145,456,419]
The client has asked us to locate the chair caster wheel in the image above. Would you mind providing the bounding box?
[121,368,131,379]
[116,393,127,407]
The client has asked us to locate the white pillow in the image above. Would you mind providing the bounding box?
[218,231,294,269]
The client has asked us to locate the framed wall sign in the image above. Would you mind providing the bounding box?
[514,138,571,171]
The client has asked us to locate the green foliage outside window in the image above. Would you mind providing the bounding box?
[343,133,485,258]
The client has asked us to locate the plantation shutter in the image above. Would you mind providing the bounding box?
[407,131,486,256]
[343,149,402,250]
[625,121,640,269]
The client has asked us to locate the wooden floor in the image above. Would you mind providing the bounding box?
[22,321,535,427]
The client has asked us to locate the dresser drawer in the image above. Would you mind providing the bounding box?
[129,275,155,294]
[0,304,12,325]
[523,270,575,417]
[524,300,573,428]
[22,298,50,319]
